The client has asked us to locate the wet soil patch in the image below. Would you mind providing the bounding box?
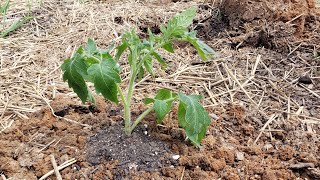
[86,122,173,178]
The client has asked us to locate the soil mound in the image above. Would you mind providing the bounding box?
[197,0,320,52]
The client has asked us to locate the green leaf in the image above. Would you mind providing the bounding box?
[71,53,91,79]
[124,31,141,66]
[61,58,89,103]
[177,93,211,147]
[115,42,128,61]
[87,59,121,103]
[151,52,167,68]
[178,102,187,128]
[162,42,174,53]
[127,53,133,66]
[154,99,172,123]
[160,25,167,35]
[142,39,151,50]
[143,98,154,104]
[138,66,144,81]
[0,0,10,15]
[146,89,177,123]
[143,56,153,76]
[155,89,176,100]
[87,88,96,104]
[161,7,197,38]
[147,28,155,46]
[172,7,197,29]
[99,49,113,59]
[86,39,97,54]
[185,32,216,61]
[76,46,84,55]
[0,16,33,38]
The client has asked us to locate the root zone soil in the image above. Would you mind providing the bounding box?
[0,96,319,179]
[0,0,320,179]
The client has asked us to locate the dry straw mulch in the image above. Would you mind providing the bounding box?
[1,0,319,143]
[0,0,199,132]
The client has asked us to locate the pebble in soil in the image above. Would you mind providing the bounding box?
[86,122,173,178]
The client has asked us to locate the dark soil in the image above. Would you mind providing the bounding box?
[86,122,173,179]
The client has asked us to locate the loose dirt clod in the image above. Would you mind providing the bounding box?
[289,162,315,169]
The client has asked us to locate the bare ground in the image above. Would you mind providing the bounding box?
[0,0,319,179]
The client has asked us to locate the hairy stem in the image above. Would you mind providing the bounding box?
[126,70,136,105]
[124,103,131,135]
[117,85,131,135]
[123,68,137,135]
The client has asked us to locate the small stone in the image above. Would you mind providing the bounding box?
[289,162,314,169]
[235,152,244,161]
[307,84,314,89]
[144,124,148,128]
[128,163,138,170]
[144,131,148,135]
[263,144,273,151]
[298,75,312,84]
[60,154,69,162]
[172,155,180,160]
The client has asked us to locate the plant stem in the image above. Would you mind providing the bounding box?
[117,84,126,106]
[129,106,154,133]
[124,102,131,135]
[117,84,131,135]
[128,96,177,133]
[123,68,137,135]
[126,69,136,105]
[122,41,168,135]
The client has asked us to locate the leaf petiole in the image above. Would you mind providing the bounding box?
[129,96,178,132]
[136,42,165,71]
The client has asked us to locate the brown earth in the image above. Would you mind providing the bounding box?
[0,0,320,179]
[196,0,320,53]
[1,97,319,179]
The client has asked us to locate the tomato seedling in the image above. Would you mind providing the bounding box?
[61,7,216,147]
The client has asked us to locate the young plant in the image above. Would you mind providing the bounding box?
[61,7,216,147]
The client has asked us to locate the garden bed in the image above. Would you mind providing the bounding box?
[0,0,319,179]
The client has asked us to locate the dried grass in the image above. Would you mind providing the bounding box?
[0,0,319,144]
